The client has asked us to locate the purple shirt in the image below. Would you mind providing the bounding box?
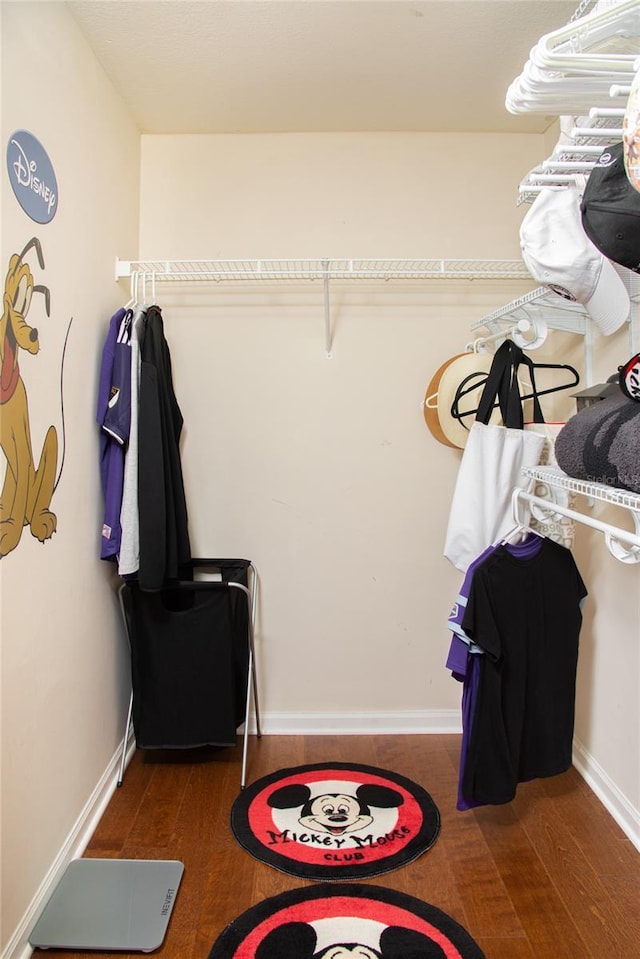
[97,309,132,560]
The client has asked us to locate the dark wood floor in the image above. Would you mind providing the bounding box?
[35,735,640,958]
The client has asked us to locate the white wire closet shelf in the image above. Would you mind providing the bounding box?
[471,269,640,383]
[115,258,531,282]
[516,466,640,563]
[116,258,533,357]
[471,285,589,336]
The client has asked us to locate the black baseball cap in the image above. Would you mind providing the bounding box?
[581,141,640,274]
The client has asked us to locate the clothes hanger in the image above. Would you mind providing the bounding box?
[500,487,547,547]
[499,523,545,546]
[534,0,640,72]
[450,358,580,424]
[140,271,159,309]
[450,338,580,424]
[506,1,639,117]
[124,270,138,310]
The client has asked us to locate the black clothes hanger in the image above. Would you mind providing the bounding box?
[450,346,579,424]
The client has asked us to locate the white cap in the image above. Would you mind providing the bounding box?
[520,187,630,336]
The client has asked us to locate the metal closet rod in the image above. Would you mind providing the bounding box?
[513,487,640,564]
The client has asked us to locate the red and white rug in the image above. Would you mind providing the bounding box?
[207,883,485,959]
[230,762,441,881]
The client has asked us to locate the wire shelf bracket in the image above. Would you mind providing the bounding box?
[471,270,640,384]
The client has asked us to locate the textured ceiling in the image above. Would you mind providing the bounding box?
[66,1,580,135]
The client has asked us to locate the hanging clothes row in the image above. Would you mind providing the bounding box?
[446,530,587,809]
[97,303,191,591]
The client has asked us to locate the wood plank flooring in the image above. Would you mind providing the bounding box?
[33,735,640,959]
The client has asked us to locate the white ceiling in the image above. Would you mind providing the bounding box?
[66,1,581,135]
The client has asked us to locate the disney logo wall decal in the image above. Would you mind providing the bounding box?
[7,131,58,224]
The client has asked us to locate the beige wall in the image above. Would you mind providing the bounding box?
[1,3,139,954]
[138,131,536,718]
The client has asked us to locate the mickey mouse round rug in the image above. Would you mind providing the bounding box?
[230,762,440,880]
[206,883,485,959]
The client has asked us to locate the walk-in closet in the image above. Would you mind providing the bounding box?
[1,2,638,958]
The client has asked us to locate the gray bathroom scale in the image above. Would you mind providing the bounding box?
[29,858,184,952]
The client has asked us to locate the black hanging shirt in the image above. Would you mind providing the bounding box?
[461,538,587,805]
[137,306,191,590]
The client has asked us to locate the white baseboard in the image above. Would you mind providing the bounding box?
[1,733,136,959]
[572,737,640,852]
[255,709,462,735]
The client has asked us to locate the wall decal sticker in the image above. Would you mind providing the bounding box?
[0,237,70,557]
[6,131,58,224]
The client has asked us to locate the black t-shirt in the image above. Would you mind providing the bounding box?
[461,537,587,805]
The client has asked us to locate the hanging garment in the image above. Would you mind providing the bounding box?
[446,641,483,812]
[446,533,543,811]
[459,537,587,806]
[97,308,132,560]
[447,543,497,656]
[118,307,146,577]
[137,305,191,590]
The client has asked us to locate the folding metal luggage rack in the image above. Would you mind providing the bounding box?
[117,558,261,790]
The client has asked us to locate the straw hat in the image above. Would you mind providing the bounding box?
[423,350,498,449]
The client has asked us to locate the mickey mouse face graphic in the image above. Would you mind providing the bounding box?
[255,920,449,959]
[302,792,375,836]
[267,783,404,837]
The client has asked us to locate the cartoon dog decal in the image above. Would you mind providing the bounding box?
[267,782,404,836]
[0,237,58,556]
[255,920,448,959]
